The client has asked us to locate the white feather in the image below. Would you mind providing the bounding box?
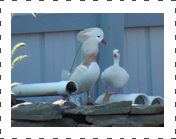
[70,62,100,93]
[78,28,105,55]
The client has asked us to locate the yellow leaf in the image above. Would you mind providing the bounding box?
[11,82,21,89]
[32,13,36,17]
[11,42,26,56]
[11,55,28,69]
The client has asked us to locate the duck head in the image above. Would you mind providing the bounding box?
[77,28,107,55]
[113,49,120,65]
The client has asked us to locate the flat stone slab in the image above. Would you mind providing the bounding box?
[11,102,62,121]
[78,124,99,127]
[63,101,132,115]
[11,118,78,127]
[130,104,164,114]
[53,100,77,110]
[86,115,128,126]
[126,114,164,127]
[60,102,77,110]
[86,114,164,127]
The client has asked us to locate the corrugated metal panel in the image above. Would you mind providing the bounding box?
[12,13,100,34]
[149,27,164,97]
[11,34,43,83]
[11,31,82,103]
[11,30,97,103]
[123,26,164,98]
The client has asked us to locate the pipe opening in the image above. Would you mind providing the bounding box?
[66,81,77,95]
[152,99,160,105]
[151,98,164,105]
[134,96,145,105]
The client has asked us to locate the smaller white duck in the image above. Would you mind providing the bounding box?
[101,49,129,102]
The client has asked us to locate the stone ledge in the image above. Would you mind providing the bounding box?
[86,114,164,127]
[11,118,78,127]
[11,101,164,127]
[131,104,164,114]
[63,101,132,115]
[11,102,62,121]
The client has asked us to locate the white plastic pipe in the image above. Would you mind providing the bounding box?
[95,93,150,105]
[147,96,164,105]
[11,81,78,97]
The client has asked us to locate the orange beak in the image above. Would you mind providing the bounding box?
[101,39,108,45]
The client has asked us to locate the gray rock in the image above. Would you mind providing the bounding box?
[86,114,164,127]
[60,101,77,110]
[12,120,37,127]
[53,100,77,110]
[126,114,164,127]
[86,115,128,126]
[11,102,62,121]
[11,118,78,127]
[78,124,99,127]
[63,101,132,115]
[131,104,164,114]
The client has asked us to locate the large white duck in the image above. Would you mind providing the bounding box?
[101,49,129,102]
[62,27,107,105]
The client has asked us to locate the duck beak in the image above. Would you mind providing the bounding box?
[113,54,117,59]
[101,39,108,45]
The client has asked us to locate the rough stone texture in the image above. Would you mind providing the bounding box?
[11,102,62,121]
[11,118,78,127]
[78,124,99,127]
[53,100,77,110]
[86,114,164,127]
[11,100,164,127]
[63,101,132,115]
[60,102,77,110]
[86,115,128,127]
[126,114,164,127]
[130,104,164,114]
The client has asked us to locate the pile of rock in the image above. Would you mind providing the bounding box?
[11,100,164,127]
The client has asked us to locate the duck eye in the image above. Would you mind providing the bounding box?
[97,36,100,38]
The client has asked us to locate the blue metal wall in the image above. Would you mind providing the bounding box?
[11,13,164,103]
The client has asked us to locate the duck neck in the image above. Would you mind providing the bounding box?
[82,53,97,67]
[113,58,120,66]
[82,38,99,55]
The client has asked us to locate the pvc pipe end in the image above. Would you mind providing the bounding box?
[148,96,164,105]
[66,81,78,95]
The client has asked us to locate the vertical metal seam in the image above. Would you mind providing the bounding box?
[40,33,46,83]
[136,29,140,92]
[145,27,153,95]
[40,33,46,102]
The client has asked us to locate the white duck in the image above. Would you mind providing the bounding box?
[62,27,107,105]
[101,49,129,102]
